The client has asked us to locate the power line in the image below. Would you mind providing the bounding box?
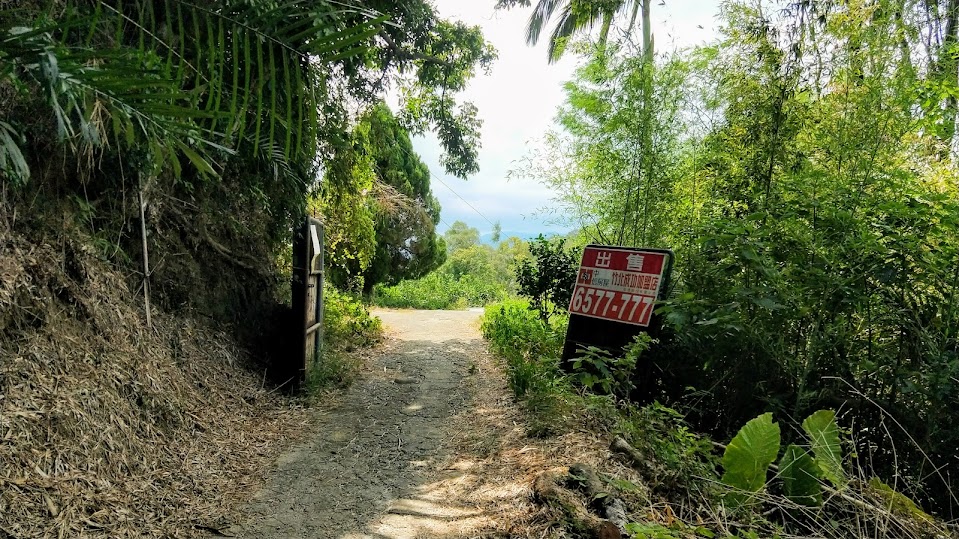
[393,141,497,229]
[427,169,496,228]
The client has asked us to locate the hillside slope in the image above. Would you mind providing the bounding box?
[0,221,308,537]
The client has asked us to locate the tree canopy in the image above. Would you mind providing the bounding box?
[512,0,959,518]
[322,104,446,292]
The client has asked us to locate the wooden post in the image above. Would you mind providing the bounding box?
[138,174,152,329]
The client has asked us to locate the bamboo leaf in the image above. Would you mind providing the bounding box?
[267,38,276,154]
[252,31,264,156]
[282,51,293,159]
[174,139,216,176]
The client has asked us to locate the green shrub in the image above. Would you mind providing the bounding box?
[617,402,719,495]
[373,271,508,309]
[309,286,383,390]
[514,235,578,322]
[482,300,573,435]
[570,333,654,398]
[481,299,567,369]
[323,285,382,349]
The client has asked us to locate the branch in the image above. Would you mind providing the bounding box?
[198,225,267,275]
[378,30,452,67]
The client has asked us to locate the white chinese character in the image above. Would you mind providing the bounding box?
[595,251,612,268]
[626,253,645,272]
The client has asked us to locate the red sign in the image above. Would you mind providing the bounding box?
[568,246,668,327]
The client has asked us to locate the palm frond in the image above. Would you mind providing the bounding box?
[526,0,564,45]
[0,0,389,182]
[527,0,637,63]
[547,3,578,62]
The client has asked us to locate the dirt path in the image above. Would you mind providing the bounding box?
[230,308,540,538]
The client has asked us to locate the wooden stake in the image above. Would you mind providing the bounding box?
[139,175,152,329]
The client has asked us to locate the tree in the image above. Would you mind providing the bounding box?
[1,1,496,187]
[0,1,389,185]
[443,220,481,253]
[323,104,446,293]
[515,235,578,322]
[495,0,652,63]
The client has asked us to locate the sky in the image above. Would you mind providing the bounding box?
[416,0,722,239]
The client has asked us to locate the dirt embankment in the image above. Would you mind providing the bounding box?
[0,227,308,538]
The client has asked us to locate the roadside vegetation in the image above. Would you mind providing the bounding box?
[372,221,532,309]
[307,286,384,390]
[483,295,956,539]
[478,0,959,535]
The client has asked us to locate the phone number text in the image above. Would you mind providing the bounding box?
[569,286,656,326]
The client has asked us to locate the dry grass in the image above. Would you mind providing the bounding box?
[0,226,310,538]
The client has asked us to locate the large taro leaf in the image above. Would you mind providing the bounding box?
[722,412,781,506]
[802,410,845,488]
[779,444,822,507]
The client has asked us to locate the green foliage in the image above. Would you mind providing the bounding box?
[481,299,572,436]
[801,410,845,489]
[721,413,781,505]
[308,285,382,390]
[373,270,507,309]
[373,230,529,310]
[626,521,715,539]
[522,47,686,248]
[482,299,567,390]
[322,103,446,292]
[1,0,499,360]
[394,19,497,178]
[323,286,383,351]
[867,477,936,524]
[0,0,386,183]
[519,0,959,512]
[307,348,362,391]
[495,0,650,64]
[779,445,822,507]
[570,333,653,398]
[317,153,378,290]
[720,409,848,511]
[443,220,481,253]
[617,402,719,495]
[515,235,578,322]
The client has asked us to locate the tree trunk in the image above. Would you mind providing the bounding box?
[641,0,653,63]
[938,0,959,151]
[598,11,612,48]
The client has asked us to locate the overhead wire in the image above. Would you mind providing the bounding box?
[427,170,496,228]
[393,142,497,229]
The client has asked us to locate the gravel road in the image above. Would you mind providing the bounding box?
[232,309,491,539]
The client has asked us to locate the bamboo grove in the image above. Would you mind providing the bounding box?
[510,0,959,516]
